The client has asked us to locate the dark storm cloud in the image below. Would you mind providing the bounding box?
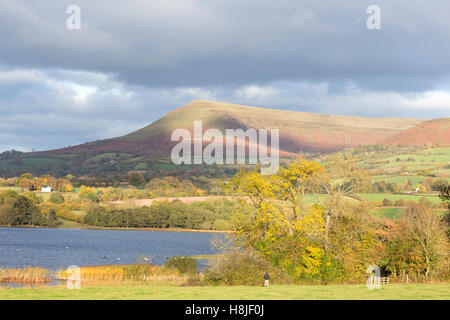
[1,0,450,90]
[0,0,449,151]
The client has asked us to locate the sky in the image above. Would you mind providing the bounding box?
[1,0,450,152]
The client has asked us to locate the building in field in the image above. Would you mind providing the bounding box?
[41,185,52,193]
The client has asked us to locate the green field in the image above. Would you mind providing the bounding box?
[379,148,450,165]
[358,147,450,177]
[372,175,450,185]
[134,162,148,170]
[356,193,441,203]
[1,284,448,300]
[33,191,80,202]
[0,186,21,192]
[373,207,403,219]
[85,153,133,163]
[303,193,441,205]
[0,157,63,169]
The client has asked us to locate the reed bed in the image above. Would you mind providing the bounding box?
[0,267,51,284]
[1,264,194,286]
[56,265,188,284]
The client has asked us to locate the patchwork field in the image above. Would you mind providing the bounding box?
[0,157,64,170]
[356,193,442,204]
[372,175,450,185]
[358,146,450,176]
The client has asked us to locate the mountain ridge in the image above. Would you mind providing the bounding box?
[35,100,426,156]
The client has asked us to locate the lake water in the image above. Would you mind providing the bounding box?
[0,227,222,270]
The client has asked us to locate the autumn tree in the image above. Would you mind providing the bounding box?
[227,158,325,240]
[0,204,14,225]
[225,159,337,281]
[319,153,371,250]
[403,204,448,279]
[273,159,325,221]
[437,184,450,238]
[128,173,145,187]
[54,178,73,192]
[328,201,382,281]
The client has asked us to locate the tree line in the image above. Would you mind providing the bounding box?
[0,191,58,227]
[83,199,237,230]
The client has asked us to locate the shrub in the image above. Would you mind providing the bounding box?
[204,248,292,286]
[49,192,64,204]
[432,180,448,191]
[165,256,198,275]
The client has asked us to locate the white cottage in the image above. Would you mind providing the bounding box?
[41,185,52,193]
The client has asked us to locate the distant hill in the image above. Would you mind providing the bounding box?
[41,100,424,156]
[381,118,450,146]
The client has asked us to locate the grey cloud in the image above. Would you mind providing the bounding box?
[0,68,448,152]
[1,0,450,90]
[0,1,450,151]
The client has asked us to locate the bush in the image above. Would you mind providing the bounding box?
[213,219,231,231]
[432,180,448,192]
[204,248,292,286]
[165,256,198,275]
[49,192,64,204]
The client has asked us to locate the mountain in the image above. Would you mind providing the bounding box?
[42,100,424,156]
[380,117,450,146]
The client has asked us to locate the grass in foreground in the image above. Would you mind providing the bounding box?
[1,283,449,300]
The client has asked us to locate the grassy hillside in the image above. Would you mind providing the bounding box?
[118,100,424,153]
[27,100,423,158]
[4,101,450,179]
[382,117,450,146]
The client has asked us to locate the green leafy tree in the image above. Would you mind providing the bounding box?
[12,195,41,226]
[128,173,145,187]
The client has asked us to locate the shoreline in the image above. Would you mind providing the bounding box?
[0,224,234,234]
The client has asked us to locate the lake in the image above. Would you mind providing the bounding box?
[0,227,223,270]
